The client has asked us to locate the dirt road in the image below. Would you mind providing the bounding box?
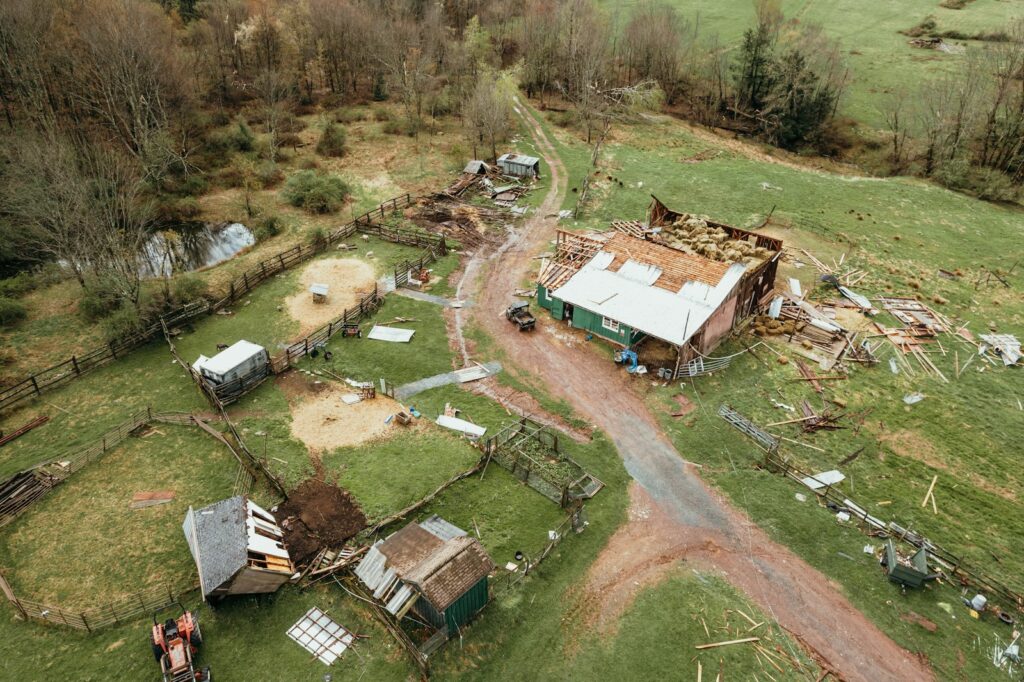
[458,99,933,682]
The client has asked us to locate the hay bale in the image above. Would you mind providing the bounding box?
[777,356,789,365]
[801,340,814,350]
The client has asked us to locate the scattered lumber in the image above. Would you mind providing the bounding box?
[0,415,49,448]
[695,637,760,650]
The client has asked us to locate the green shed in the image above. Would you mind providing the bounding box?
[354,516,495,638]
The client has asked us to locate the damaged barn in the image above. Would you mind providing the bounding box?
[536,197,782,377]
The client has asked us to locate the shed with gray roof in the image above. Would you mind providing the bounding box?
[182,496,295,600]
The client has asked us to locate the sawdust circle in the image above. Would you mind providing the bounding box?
[284,258,377,335]
[289,383,404,451]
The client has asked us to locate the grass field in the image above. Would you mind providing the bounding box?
[599,0,1022,129]
[529,100,1024,679]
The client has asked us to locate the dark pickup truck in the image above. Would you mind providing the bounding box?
[505,301,536,331]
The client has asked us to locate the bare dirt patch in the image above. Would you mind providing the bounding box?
[284,258,377,335]
[289,383,405,451]
[275,478,367,565]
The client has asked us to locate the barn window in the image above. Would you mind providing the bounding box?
[602,317,620,332]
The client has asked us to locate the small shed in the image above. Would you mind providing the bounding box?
[182,496,295,600]
[497,153,541,178]
[354,516,493,635]
[193,340,268,386]
[462,160,490,175]
[310,283,329,304]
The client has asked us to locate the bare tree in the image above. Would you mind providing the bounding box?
[463,71,513,160]
[882,90,912,172]
[621,2,692,104]
[559,0,611,143]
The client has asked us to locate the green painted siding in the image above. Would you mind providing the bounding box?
[444,577,489,633]
[537,284,552,311]
[412,577,490,635]
[570,306,633,345]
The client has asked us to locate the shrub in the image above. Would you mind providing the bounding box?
[0,297,27,328]
[255,215,285,241]
[172,275,209,303]
[334,107,365,124]
[257,162,285,188]
[278,113,306,134]
[0,273,34,298]
[372,74,388,101]
[316,121,348,157]
[382,119,405,136]
[229,119,255,152]
[299,157,320,170]
[373,107,393,122]
[78,285,121,321]
[282,171,350,214]
[102,304,146,342]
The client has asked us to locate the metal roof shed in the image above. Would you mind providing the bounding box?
[353,517,494,635]
[193,340,268,385]
[497,153,541,178]
[182,496,295,600]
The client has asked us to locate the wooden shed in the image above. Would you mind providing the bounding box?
[182,496,296,600]
[354,516,494,635]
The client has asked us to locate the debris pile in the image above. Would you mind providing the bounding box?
[275,479,367,566]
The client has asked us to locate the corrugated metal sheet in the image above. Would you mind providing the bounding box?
[419,515,467,541]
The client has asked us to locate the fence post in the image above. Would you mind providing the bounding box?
[30,375,40,396]
[304,338,309,355]
[0,573,27,620]
[80,610,91,633]
[243,273,250,292]
[72,356,80,376]
[229,282,235,301]
[328,321,333,338]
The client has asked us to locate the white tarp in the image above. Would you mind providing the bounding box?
[789,278,803,298]
[287,607,355,665]
[341,393,362,405]
[800,470,846,490]
[436,414,487,437]
[768,296,783,319]
[367,326,415,343]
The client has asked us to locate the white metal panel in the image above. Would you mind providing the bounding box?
[800,470,846,490]
[618,259,662,286]
[589,251,615,270]
[436,415,487,437]
[367,326,415,343]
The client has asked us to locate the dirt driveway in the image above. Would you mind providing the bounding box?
[456,98,933,682]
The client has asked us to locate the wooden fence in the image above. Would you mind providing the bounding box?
[0,409,262,528]
[1,571,199,632]
[720,405,1024,611]
[482,419,603,507]
[393,236,449,289]
[0,195,423,416]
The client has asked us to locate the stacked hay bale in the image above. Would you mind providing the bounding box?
[661,214,773,265]
[751,315,800,337]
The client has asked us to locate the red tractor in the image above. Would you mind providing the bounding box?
[150,604,211,682]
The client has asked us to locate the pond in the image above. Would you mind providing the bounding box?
[140,222,255,278]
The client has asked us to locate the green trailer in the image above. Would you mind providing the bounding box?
[884,539,933,588]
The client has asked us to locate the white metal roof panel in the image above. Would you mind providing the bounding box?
[436,415,487,437]
[367,326,415,343]
[551,258,746,347]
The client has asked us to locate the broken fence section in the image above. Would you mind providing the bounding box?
[720,405,1024,612]
[482,418,603,507]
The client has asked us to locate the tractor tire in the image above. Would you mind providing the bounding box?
[152,643,164,662]
[192,620,203,648]
[201,667,212,681]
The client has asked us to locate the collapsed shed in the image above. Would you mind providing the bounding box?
[497,153,541,178]
[354,516,494,636]
[537,197,782,375]
[182,496,296,600]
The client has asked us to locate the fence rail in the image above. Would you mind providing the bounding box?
[1,571,198,632]
[483,419,602,507]
[719,405,1024,611]
[0,195,420,416]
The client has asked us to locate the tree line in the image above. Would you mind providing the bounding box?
[0,0,1019,338]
